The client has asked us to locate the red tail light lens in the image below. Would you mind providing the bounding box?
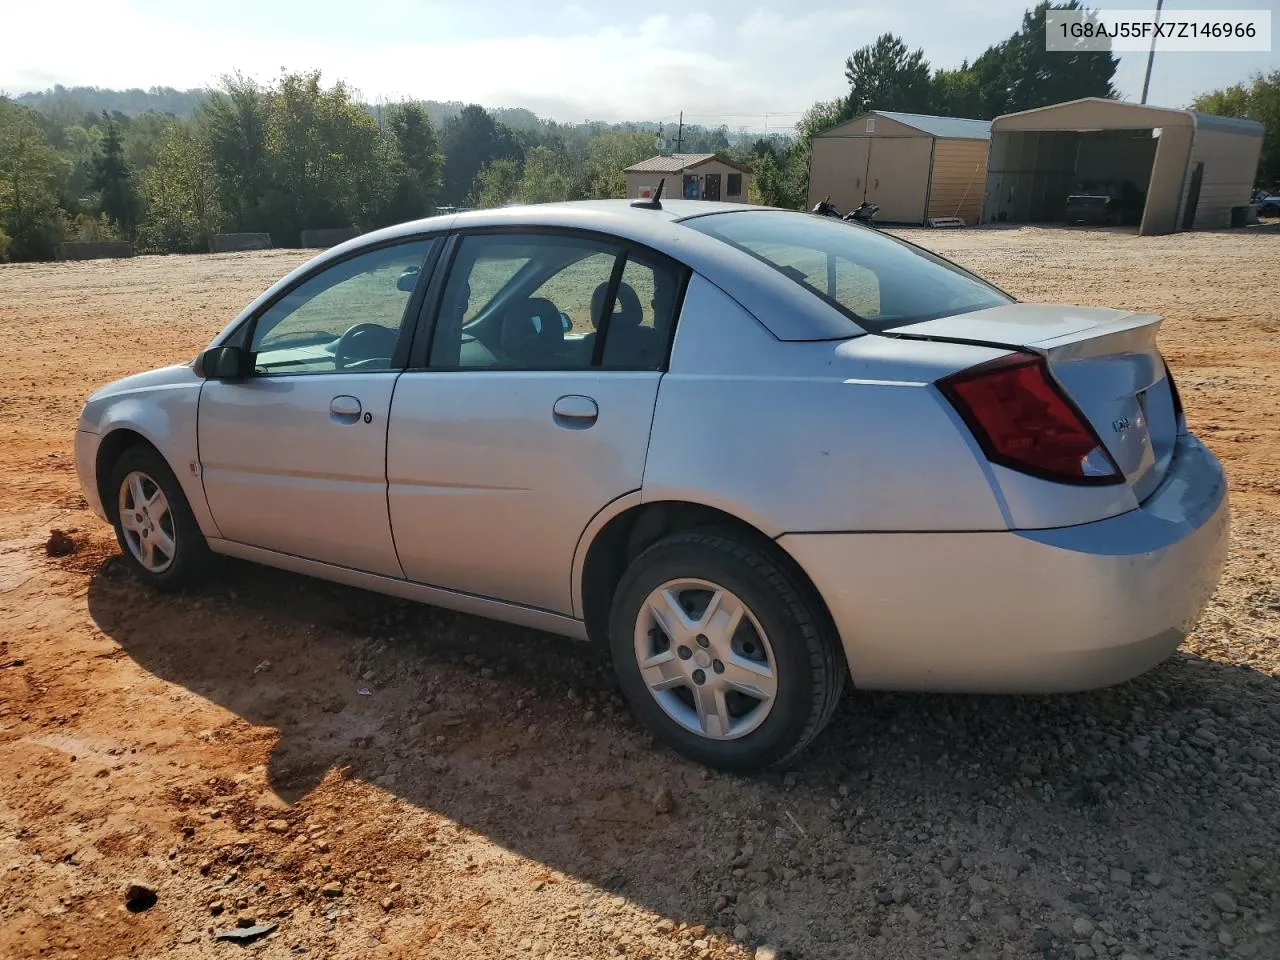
[939,352,1122,485]
[1163,358,1184,425]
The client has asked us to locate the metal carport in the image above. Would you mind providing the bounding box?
[982,97,1264,235]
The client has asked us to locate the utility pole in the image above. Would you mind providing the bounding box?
[1140,0,1165,104]
[674,111,684,153]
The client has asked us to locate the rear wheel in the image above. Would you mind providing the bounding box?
[110,446,213,590]
[608,530,845,771]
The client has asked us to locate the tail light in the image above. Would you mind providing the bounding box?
[939,352,1122,486]
[1163,358,1184,426]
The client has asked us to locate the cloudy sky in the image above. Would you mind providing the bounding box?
[5,0,1277,127]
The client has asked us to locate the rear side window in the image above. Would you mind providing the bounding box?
[683,210,1011,331]
[427,232,687,372]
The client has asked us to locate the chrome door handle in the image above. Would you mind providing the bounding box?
[330,395,362,422]
[552,395,598,428]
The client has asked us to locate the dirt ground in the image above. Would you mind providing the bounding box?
[1,224,1278,960]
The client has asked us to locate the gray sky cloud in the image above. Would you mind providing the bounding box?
[4,0,1276,128]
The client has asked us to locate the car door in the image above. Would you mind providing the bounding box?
[387,230,688,613]
[198,237,436,577]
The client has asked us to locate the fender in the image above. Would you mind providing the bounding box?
[89,373,222,539]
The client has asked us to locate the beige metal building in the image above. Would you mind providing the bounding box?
[624,154,753,203]
[807,111,992,225]
[982,98,1264,235]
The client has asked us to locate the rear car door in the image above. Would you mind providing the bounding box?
[198,238,436,576]
[387,230,688,613]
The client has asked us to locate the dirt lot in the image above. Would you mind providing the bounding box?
[2,224,1278,960]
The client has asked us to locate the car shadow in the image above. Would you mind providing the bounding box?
[85,552,1280,949]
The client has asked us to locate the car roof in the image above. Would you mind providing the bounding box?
[213,201,868,346]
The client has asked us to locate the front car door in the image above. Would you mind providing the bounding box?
[198,238,436,576]
[387,230,688,613]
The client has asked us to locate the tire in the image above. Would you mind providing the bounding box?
[109,445,214,590]
[608,530,845,771]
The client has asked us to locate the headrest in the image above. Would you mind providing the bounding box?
[500,297,564,360]
[590,281,643,329]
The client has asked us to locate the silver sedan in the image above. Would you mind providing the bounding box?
[73,199,1229,770]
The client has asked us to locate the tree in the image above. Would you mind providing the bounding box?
[519,145,572,204]
[472,158,519,208]
[90,111,140,232]
[583,131,653,199]
[0,98,68,259]
[383,102,443,221]
[441,105,521,205]
[137,125,220,252]
[968,2,1117,117]
[1193,71,1280,188]
[201,75,270,231]
[843,34,933,116]
[750,149,808,209]
[931,63,983,118]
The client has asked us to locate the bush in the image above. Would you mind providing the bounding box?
[67,212,119,242]
[0,226,10,261]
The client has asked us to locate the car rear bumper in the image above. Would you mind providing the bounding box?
[778,433,1229,693]
[74,429,108,522]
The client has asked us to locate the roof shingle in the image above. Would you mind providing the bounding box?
[624,153,751,174]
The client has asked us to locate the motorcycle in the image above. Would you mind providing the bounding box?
[809,196,880,228]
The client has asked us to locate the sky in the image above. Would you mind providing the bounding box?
[3,0,1277,129]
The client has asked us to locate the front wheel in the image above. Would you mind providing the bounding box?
[110,446,214,590]
[608,530,845,771]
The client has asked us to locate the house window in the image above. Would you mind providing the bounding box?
[727,173,742,197]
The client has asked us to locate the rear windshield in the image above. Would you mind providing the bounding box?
[682,210,1012,332]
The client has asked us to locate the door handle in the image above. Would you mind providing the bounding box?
[330,395,362,422]
[552,395,598,428]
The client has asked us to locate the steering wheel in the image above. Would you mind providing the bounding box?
[334,323,398,370]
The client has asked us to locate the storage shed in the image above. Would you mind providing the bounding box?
[982,97,1265,235]
[624,153,753,203]
[807,111,992,225]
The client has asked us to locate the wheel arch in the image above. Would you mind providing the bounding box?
[574,497,843,665]
[95,428,164,524]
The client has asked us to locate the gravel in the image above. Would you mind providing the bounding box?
[6,229,1280,960]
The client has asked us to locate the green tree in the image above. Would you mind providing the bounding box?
[383,102,443,221]
[583,131,654,199]
[844,34,933,116]
[519,145,572,203]
[441,105,521,205]
[0,98,68,259]
[1192,71,1280,188]
[90,111,140,232]
[201,74,270,231]
[123,111,179,173]
[750,149,808,209]
[969,2,1117,117]
[472,158,520,208]
[931,63,984,118]
[137,125,221,252]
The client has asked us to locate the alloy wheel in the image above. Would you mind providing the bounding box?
[633,577,777,740]
[118,470,177,573]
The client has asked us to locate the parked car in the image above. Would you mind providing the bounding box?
[1065,180,1145,226]
[1253,190,1280,218]
[74,200,1229,771]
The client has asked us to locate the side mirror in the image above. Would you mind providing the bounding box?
[560,312,572,332]
[195,345,248,379]
[397,267,420,292]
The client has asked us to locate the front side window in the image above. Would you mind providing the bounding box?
[250,239,433,375]
[683,210,1011,331]
[428,233,685,371]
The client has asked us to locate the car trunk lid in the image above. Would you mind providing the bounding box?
[891,303,1178,501]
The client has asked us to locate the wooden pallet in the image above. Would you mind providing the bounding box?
[927,217,967,228]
